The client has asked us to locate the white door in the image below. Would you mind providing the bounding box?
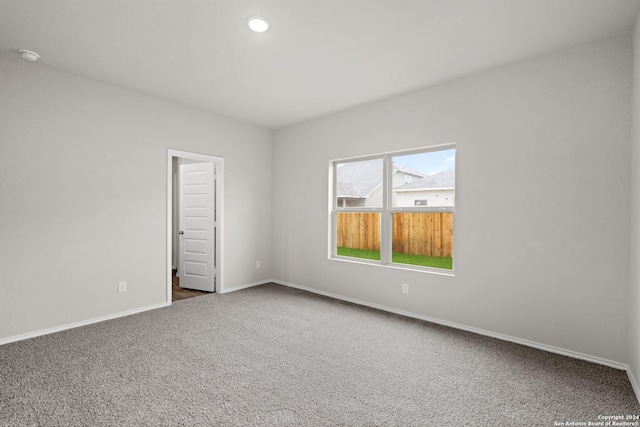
[179,162,216,292]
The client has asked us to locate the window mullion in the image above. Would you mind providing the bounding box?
[380,155,391,265]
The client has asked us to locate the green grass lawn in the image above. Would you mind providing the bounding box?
[337,247,452,270]
[337,247,381,260]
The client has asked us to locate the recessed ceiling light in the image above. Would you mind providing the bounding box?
[18,49,40,62]
[247,16,270,33]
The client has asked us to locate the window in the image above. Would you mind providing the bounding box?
[331,145,455,271]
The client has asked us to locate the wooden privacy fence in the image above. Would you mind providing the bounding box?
[392,212,453,258]
[337,212,381,251]
[337,212,453,258]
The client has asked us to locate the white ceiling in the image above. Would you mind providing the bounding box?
[1,0,639,129]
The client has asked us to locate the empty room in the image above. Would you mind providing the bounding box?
[2,0,640,425]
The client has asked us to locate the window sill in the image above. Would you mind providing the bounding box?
[329,255,455,277]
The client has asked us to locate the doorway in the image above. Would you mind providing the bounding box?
[166,150,224,303]
[171,269,208,301]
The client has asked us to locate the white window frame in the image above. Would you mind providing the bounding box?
[329,144,455,274]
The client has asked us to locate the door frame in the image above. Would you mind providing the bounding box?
[167,149,224,303]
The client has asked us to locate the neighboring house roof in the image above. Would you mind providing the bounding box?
[336,159,380,198]
[393,163,425,177]
[336,160,426,198]
[336,181,362,198]
[393,168,455,191]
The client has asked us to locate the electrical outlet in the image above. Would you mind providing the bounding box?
[256,260,261,268]
[118,281,127,293]
[402,283,409,294]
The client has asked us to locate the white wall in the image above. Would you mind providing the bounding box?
[629,14,640,392]
[0,52,273,341]
[273,34,632,364]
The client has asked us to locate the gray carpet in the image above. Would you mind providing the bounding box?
[1,283,638,426]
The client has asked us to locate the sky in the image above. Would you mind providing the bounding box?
[394,148,455,176]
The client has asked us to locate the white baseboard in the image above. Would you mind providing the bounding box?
[0,278,272,345]
[628,367,640,404]
[220,279,273,294]
[5,279,638,405]
[273,279,628,372]
[0,302,170,346]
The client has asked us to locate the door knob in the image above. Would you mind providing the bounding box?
[179,231,184,235]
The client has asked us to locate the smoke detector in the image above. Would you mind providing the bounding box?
[18,49,40,62]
